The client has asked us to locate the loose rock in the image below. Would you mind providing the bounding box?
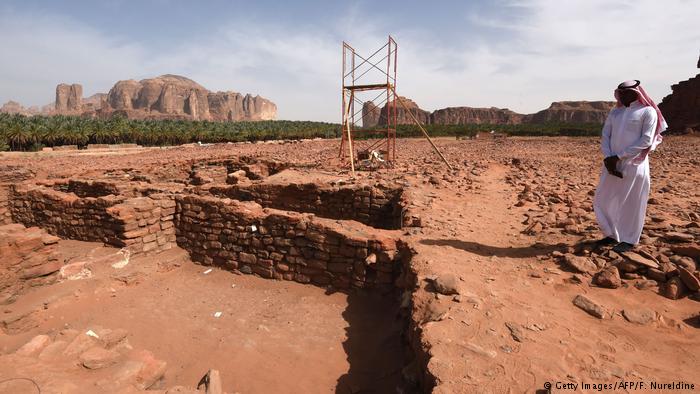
[432,273,460,295]
[678,267,700,292]
[622,308,657,325]
[661,277,688,300]
[594,266,622,289]
[80,346,120,369]
[572,294,607,319]
[563,254,598,274]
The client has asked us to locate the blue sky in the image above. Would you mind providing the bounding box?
[1,0,698,121]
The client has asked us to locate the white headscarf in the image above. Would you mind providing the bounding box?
[614,80,668,163]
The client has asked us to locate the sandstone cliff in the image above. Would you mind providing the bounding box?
[1,75,276,122]
[658,74,700,133]
[362,97,611,127]
[0,101,32,116]
[0,101,53,116]
[362,102,381,128]
[526,101,615,124]
[100,74,276,121]
[362,96,430,127]
[55,83,83,113]
[431,107,523,125]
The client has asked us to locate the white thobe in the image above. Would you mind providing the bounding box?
[593,101,657,245]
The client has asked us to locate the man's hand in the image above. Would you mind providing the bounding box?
[604,155,623,178]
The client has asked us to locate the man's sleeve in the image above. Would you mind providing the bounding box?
[618,108,657,160]
[601,113,613,157]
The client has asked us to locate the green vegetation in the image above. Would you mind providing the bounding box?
[0,113,602,151]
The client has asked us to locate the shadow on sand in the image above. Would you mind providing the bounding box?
[419,238,567,259]
[334,289,408,394]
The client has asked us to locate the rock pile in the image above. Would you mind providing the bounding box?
[508,148,700,301]
[2,327,174,392]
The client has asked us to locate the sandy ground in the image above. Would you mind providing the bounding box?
[1,136,699,393]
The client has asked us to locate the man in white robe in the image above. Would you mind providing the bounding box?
[593,80,667,253]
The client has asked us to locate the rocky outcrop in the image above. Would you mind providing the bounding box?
[658,74,700,133]
[0,101,53,116]
[3,75,276,122]
[362,102,381,128]
[361,97,429,127]
[83,93,106,111]
[363,96,430,127]
[431,107,523,125]
[55,84,83,113]
[526,101,615,124]
[208,92,277,121]
[101,74,276,121]
[382,96,430,125]
[0,101,31,115]
[362,97,611,127]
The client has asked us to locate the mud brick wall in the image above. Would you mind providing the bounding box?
[52,179,123,198]
[208,183,405,229]
[0,186,10,225]
[9,185,176,255]
[0,166,35,225]
[11,184,126,242]
[175,195,405,290]
[0,223,62,304]
[109,193,177,255]
[49,179,166,199]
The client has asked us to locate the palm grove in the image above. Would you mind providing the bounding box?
[0,113,601,151]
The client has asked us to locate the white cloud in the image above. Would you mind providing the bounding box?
[0,1,698,121]
[409,0,700,113]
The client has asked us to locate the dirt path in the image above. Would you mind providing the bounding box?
[409,163,700,393]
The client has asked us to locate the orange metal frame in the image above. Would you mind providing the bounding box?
[339,36,398,171]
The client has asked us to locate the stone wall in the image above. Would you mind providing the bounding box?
[0,166,35,225]
[9,184,176,255]
[53,179,124,198]
[0,186,10,225]
[207,183,405,229]
[175,195,406,290]
[0,223,62,304]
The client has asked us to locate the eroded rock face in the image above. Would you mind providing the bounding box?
[208,92,277,121]
[101,74,276,121]
[55,84,83,113]
[526,101,615,124]
[362,102,381,128]
[431,106,523,125]
[658,73,700,133]
[361,97,429,127]
[386,96,430,125]
[360,97,612,127]
[0,101,31,115]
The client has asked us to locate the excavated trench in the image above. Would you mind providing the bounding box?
[4,164,427,393]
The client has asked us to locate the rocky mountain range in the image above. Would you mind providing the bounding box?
[3,61,697,129]
[362,57,699,130]
[1,74,277,122]
[362,99,616,127]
